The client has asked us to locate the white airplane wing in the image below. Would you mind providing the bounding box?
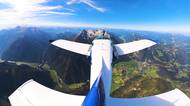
[114,39,156,56]
[51,39,92,56]
[107,89,190,106]
[9,80,85,106]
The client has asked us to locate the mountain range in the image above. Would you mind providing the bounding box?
[0,26,190,105]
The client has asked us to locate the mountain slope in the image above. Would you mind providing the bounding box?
[1,27,52,62]
[0,26,25,56]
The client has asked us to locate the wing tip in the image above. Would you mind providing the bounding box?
[49,40,55,43]
[19,79,34,88]
[50,39,61,45]
[9,79,34,96]
[145,39,159,44]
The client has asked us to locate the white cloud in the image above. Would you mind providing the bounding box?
[66,0,106,12]
[0,0,74,25]
[44,11,75,15]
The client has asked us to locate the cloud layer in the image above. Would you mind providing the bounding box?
[0,0,74,25]
[0,0,106,25]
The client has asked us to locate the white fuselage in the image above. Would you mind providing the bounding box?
[90,39,113,99]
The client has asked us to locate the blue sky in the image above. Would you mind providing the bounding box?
[0,0,190,33]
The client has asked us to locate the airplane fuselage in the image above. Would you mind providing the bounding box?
[90,39,113,105]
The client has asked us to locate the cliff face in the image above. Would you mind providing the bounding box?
[74,29,111,43]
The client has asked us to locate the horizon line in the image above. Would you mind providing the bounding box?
[0,23,190,35]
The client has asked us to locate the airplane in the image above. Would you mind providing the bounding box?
[8,35,190,106]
